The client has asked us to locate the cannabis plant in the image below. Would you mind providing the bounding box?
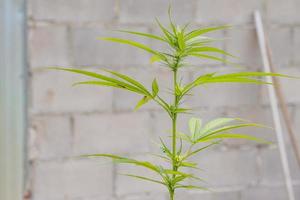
[51,9,291,200]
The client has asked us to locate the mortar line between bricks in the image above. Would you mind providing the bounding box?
[31,19,282,29]
[30,103,295,117]
[31,61,298,72]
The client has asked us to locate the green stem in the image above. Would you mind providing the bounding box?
[171,69,178,200]
[172,69,178,165]
[170,189,175,200]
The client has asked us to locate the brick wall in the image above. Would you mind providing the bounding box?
[27,0,300,199]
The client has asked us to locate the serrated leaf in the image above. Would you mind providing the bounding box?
[82,154,161,173]
[49,67,147,95]
[190,53,233,64]
[197,122,270,142]
[202,133,270,144]
[185,25,231,41]
[102,69,151,95]
[186,46,235,57]
[200,118,236,135]
[73,81,119,88]
[72,81,144,94]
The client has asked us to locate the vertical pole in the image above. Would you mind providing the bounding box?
[254,10,295,200]
[0,0,27,199]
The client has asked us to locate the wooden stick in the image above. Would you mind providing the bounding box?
[254,10,295,200]
[265,40,300,168]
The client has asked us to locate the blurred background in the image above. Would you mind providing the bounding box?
[1,0,300,200]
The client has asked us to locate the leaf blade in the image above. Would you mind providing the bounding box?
[185,25,231,41]
[122,174,166,186]
[116,30,166,42]
[152,78,159,97]
[99,37,160,56]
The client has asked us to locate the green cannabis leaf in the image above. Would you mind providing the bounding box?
[49,6,296,200]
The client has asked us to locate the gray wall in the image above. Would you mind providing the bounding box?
[26,0,300,199]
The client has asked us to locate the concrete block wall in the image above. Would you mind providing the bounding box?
[27,0,300,199]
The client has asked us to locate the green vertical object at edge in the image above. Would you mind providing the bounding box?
[0,0,27,199]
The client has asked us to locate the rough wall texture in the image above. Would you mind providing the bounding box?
[27,0,300,199]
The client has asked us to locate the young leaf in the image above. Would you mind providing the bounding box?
[150,55,163,63]
[183,142,220,159]
[168,5,177,35]
[180,161,199,169]
[160,138,173,159]
[199,118,236,135]
[197,123,270,142]
[186,36,222,46]
[135,96,152,110]
[177,27,185,50]
[176,131,192,143]
[174,108,192,114]
[155,18,175,46]
[185,25,231,41]
[189,118,202,139]
[152,78,159,97]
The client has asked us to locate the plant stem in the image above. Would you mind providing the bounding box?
[172,69,178,164]
[170,189,175,200]
[171,68,178,200]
